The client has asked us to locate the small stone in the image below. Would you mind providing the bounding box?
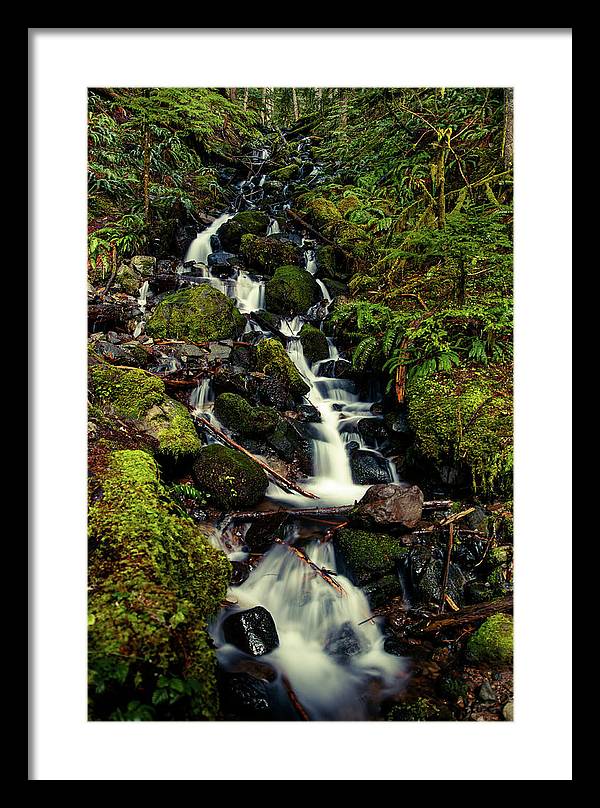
[502,700,514,721]
[478,679,496,702]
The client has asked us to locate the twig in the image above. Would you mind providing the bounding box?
[282,675,311,720]
[273,538,346,596]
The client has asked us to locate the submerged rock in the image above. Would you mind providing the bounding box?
[352,483,424,529]
[324,622,362,661]
[192,444,268,510]
[146,285,245,342]
[222,606,280,656]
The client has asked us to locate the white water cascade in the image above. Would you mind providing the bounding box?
[267,218,280,236]
[184,211,236,266]
[200,206,406,718]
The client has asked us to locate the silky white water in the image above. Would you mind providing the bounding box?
[203,211,405,718]
[184,211,236,266]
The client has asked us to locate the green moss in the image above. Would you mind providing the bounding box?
[89,364,165,420]
[217,210,270,252]
[116,264,143,295]
[88,449,231,720]
[299,323,330,365]
[214,392,279,436]
[407,366,513,498]
[386,698,442,721]
[192,444,268,509]
[239,234,302,275]
[438,674,469,701]
[142,398,201,461]
[300,196,369,260]
[146,285,245,342]
[337,194,361,215]
[466,613,513,665]
[333,528,408,585]
[301,196,342,230]
[268,163,300,183]
[256,338,310,398]
[315,245,338,276]
[265,265,320,316]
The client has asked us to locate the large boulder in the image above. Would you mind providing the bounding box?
[333,528,408,586]
[214,392,279,437]
[192,444,268,510]
[216,210,270,253]
[265,266,320,316]
[222,606,280,656]
[352,483,424,529]
[268,163,300,183]
[146,285,245,342]
[299,323,329,365]
[256,338,310,401]
[239,234,303,275]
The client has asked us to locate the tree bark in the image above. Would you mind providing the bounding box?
[503,88,514,170]
[243,87,249,111]
[417,595,513,633]
[292,88,299,121]
[143,119,150,225]
[435,140,446,229]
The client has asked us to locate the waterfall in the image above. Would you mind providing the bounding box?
[316,279,331,301]
[190,378,215,417]
[184,212,235,266]
[267,218,280,236]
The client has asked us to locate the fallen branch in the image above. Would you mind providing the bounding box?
[273,538,346,596]
[228,500,452,523]
[282,675,311,720]
[439,507,475,527]
[417,595,513,633]
[194,416,319,500]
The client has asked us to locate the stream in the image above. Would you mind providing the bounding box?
[174,144,406,720]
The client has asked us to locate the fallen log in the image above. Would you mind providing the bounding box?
[417,595,513,633]
[273,538,346,596]
[194,416,319,500]
[228,500,453,523]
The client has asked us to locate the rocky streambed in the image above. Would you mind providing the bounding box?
[88,134,513,722]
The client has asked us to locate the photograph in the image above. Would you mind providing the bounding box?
[86,85,515,723]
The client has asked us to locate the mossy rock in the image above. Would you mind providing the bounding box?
[466,613,513,665]
[192,444,268,510]
[300,197,369,260]
[239,234,303,275]
[88,449,231,720]
[214,392,279,436]
[89,364,200,463]
[333,528,409,586]
[300,196,342,230]
[130,255,156,276]
[315,245,338,277]
[362,574,403,609]
[217,210,270,252]
[146,285,245,342]
[256,338,310,399]
[141,398,201,462]
[268,163,300,183]
[299,323,329,365]
[407,366,513,499]
[337,194,361,216]
[265,266,320,316]
[116,264,143,295]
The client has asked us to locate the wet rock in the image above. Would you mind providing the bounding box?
[149,273,179,295]
[299,323,329,364]
[362,574,403,608]
[217,210,270,252]
[244,512,287,553]
[349,449,393,486]
[207,251,241,272]
[173,343,206,359]
[230,659,278,683]
[230,561,251,587]
[115,263,143,295]
[265,265,320,316]
[217,671,274,720]
[206,340,234,364]
[146,285,245,342]
[229,342,256,370]
[478,679,496,703]
[356,417,388,448]
[174,222,198,255]
[240,234,303,275]
[215,392,279,437]
[192,444,268,510]
[352,483,424,529]
[295,403,321,423]
[383,409,413,449]
[315,358,355,380]
[324,622,361,661]
[266,418,312,474]
[256,338,310,401]
[130,255,157,276]
[403,545,466,607]
[213,365,258,399]
[93,340,148,368]
[222,606,280,656]
[333,528,409,586]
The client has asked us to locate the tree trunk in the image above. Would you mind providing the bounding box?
[339,89,348,128]
[292,87,299,121]
[503,87,514,169]
[243,87,249,111]
[228,87,237,102]
[435,140,446,229]
[143,118,150,225]
[261,88,266,125]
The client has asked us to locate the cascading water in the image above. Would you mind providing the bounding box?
[184,212,236,266]
[193,147,405,719]
[267,218,280,236]
[133,280,150,338]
